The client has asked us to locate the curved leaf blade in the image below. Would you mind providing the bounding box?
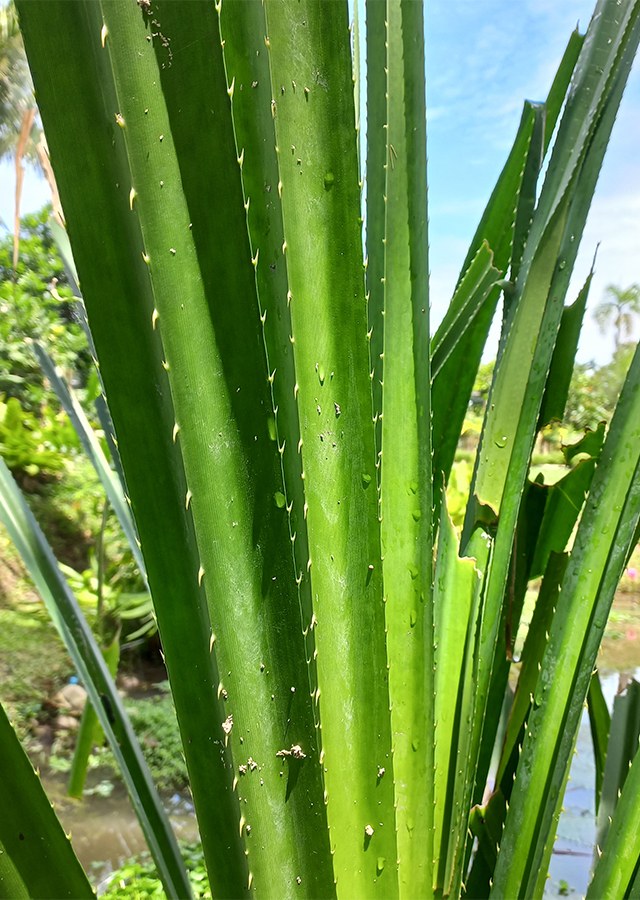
[0,702,94,900]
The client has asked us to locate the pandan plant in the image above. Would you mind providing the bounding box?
[2,0,640,898]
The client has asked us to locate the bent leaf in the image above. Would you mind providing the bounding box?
[0,701,94,899]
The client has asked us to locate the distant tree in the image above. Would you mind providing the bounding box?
[565,343,636,431]
[565,360,612,430]
[472,359,495,401]
[593,283,640,352]
[0,205,89,409]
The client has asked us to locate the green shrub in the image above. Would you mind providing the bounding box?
[101,691,188,793]
[0,206,90,412]
[0,394,80,476]
[97,842,210,900]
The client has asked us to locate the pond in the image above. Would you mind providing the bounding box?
[38,767,199,893]
[544,652,640,898]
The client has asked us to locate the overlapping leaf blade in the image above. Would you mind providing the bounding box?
[462,8,640,856]
[17,2,249,895]
[493,342,640,898]
[262,3,397,894]
[0,457,190,899]
[589,681,640,897]
[431,33,582,521]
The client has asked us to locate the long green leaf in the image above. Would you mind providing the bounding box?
[537,269,594,429]
[366,0,388,460]
[460,195,571,821]
[588,670,612,819]
[48,217,130,500]
[0,838,29,900]
[507,104,545,294]
[0,457,190,900]
[430,242,502,380]
[431,287,500,527]
[471,194,570,517]
[0,701,95,900]
[495,552,567,790]
[531,733,580,900]
[218,0,323,737]
[433,510,491,897]
[220,5,338,893]
[68,636,120,799]
[379,3,432,895]
[263,3,398,896]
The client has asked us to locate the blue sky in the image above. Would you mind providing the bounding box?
[2,0,639,365]
[425,0,640,364]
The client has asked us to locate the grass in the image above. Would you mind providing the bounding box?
[0,453,108,721]
[0,523,73,728]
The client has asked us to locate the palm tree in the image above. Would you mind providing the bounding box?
[0,1,38,164]
[594,283,640,351]
[0,2,56,266]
